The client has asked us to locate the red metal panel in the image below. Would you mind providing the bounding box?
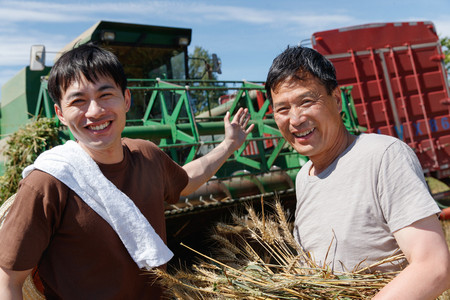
[312,21,438,54]
[311,21,450,177]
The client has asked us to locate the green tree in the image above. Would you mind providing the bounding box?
[189,46,220,80]
[188,46,225,114]
[440,36,450,74]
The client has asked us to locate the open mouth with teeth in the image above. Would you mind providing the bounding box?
[293,128,315,138]
[88,121,111,131]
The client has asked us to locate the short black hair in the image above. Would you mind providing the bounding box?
[48,43,127,106]
[265,46,338,101]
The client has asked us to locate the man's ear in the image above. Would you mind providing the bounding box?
[124,89,131,112]
[333,88,342,112]
[54,104,67,126]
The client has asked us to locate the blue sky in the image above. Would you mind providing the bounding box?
[1,0,450,96]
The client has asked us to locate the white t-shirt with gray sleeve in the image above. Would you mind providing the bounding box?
[293,133,440,273]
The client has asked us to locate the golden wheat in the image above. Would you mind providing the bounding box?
[153,200,408,299]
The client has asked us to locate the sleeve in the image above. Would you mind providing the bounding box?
[377,140,440,233]
[160,149,188,204]
[0,171,67,270]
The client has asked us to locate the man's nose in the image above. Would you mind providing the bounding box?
[289,107,305,126]
[85,100,105,117]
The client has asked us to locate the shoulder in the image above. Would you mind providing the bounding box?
[353,133,413,159]
[361,134,417,160]
[16,170,71,213]
[356,133,398,149]
[7,170,70,227]
[21,169,69,194]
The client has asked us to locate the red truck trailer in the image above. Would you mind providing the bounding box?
[311,21,450,179]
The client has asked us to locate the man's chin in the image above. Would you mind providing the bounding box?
[292,144,314,157]
[78,140,113,151]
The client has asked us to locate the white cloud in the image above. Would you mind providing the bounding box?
[126,2,356,29]
[0,7,83,23]
[0,0,355,29]
[2,0,450,94]
[0,1,93,23]
[0,0,357,65]
[0,31,67,66]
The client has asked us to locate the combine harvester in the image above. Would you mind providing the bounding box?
[0,21,448,252]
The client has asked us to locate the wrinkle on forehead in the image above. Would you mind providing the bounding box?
[272,72,319,96]
[272,70,314,94]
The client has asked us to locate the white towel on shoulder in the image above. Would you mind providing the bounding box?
[22,140,173,270]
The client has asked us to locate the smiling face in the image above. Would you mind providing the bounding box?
[54,74,131,163]
[272,75,349,171]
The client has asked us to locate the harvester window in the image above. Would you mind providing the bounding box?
[109,45,187,80]
[171,51,186,80]
[108,45,187,121]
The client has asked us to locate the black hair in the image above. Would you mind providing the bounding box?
[265,46,338,101]
[48,43,127,106]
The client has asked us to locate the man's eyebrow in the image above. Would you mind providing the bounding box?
[65,84,116,100]
[272,102,285,109]
[298,90,317,98]
[275,90,317,104]
[98,84,116,92]
[66,91,84,100]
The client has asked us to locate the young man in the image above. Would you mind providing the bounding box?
[0,44,254,299]
[266,46,450,299]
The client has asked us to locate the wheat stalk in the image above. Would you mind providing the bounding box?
[152,199,404,299]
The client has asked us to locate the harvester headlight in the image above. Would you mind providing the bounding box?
[101,31,116,42]
[178,37,189,46]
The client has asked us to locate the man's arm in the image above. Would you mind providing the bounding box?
[374,214,450,300]
[181,107,254,196]
[0,267,32,300]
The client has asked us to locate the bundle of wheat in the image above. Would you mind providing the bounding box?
[0,117,60,204]
[153,200,404,299]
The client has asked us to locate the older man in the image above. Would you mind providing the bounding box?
[266,46,450,299]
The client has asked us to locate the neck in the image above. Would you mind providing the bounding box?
[309,129,355,176]
[78,142,124,165]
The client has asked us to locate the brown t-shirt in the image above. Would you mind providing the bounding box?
[0,138,188,299]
